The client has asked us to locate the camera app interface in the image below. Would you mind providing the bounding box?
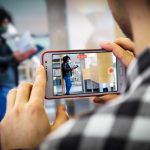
[52,52,117,96]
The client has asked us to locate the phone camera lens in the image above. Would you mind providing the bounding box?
[45,61,47,63]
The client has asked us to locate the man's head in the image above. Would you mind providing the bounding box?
[0,6,13,35]
[107,0,150,55]
[107,0,132,39]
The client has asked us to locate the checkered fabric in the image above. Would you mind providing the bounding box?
[40,48,150,150]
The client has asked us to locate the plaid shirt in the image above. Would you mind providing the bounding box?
[40,48,150,150]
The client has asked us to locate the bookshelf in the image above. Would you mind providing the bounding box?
[52,56,65,94]
[52,58,61,86]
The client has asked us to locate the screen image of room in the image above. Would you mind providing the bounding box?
[52,52,117,96]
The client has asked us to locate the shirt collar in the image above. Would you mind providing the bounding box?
[124,47,150,93]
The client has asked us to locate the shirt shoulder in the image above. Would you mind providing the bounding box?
[39,87,150,150]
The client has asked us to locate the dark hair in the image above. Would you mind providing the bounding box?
[63,56,70,63]
[0,6,13,23]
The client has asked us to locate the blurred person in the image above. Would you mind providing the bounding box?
[0,6,38,121]
[1,0,150,150]
[62,56,78,95]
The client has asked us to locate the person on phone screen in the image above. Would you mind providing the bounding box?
[61,56,78,95]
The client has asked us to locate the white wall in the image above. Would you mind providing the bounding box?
[66,0,115,49]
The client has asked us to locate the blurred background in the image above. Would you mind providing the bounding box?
[0,0,125,121]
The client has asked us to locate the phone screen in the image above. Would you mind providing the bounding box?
[51,51,118,96]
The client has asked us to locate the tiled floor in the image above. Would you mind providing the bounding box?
[54,84,83,95]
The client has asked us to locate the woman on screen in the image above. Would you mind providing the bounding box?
[61,56,78,95]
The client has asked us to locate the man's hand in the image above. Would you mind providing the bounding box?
[93,38,135,103]
[93,94,120,103]
[101,37,135,67]
[0,65,69,150]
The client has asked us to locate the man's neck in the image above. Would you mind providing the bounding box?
[132,17,150,56]
[126,1,150,56]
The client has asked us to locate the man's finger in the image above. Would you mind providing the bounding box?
[51,104,69,131]
[114,38,135,53]
[100,42,134,67]
[93,94,119,103]
[15,82,32,106]
[56,104,68,117]
[29,65,46,105]
[121,50,135,67]
[100,42,126,58]
[7,88,17,112]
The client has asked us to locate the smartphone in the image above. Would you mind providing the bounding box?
[41,49,126,99]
